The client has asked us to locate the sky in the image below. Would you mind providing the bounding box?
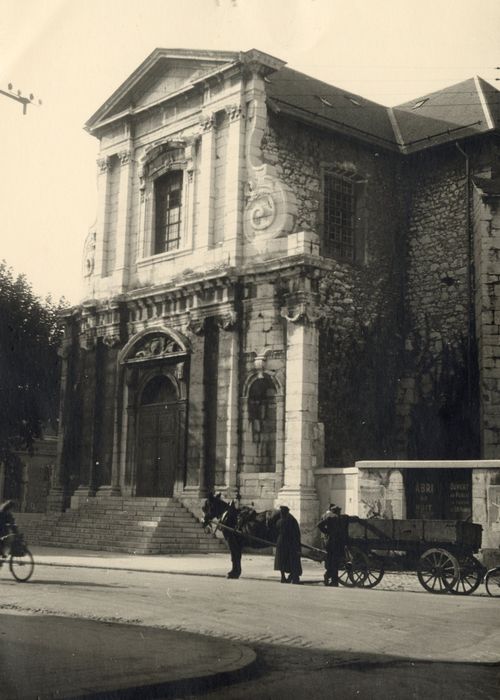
[1,0,500,304]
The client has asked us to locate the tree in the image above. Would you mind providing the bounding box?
[0,261,65,498]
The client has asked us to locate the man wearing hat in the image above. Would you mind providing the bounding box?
[273,505,302,584]
[317,504,349,586]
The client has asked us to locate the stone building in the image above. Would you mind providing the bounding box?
[46,48,500,549]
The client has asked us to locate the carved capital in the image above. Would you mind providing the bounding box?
[224,103,243,122]
[199,112,215,132]
[215,311,237,331]
[102,331,121,348]
[118,149,132,166]
[183,315,206,336]
[97,155,111,173]
[280,301,323,325]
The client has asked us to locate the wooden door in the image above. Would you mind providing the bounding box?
[136,376,179,497]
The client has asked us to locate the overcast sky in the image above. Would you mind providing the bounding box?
[1,0,499,304]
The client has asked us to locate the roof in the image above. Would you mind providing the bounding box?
[86,48,500,154]
[265,67,397,149]
[391,77,497,153]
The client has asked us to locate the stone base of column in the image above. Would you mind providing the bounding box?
[70,485,97,510]
[275,487,320,546]
[46,486,66,513]
[180,485,209,521]
[96,484,122,498]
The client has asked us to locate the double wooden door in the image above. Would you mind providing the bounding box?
[136,400,178,497]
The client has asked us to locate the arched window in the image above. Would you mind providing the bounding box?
[248,376,277,472]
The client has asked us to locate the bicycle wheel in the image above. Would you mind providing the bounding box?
[485,567,500,598]
[9,548,34,582]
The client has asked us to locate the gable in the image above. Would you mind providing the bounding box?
[86,48,239,132]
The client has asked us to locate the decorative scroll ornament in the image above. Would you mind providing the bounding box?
[130,334,183,361]
[243,97,297,245]
[82,228,96,278]
[253,348,272,377]
[199,112,215,132]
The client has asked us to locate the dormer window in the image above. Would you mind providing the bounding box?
[154,170,183,254]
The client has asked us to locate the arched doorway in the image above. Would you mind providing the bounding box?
[136,374,180,497]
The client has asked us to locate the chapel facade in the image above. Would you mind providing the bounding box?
[48,48,500,546]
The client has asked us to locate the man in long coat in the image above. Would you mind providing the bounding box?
[317,504,349,586]
[274,505,302,584]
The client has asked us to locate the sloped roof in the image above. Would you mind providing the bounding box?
[391,77,497,152]
[265,66,398,149]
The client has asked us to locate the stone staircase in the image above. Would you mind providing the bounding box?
[15,497,227,555]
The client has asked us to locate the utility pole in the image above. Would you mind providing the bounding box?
[0,84,42,115]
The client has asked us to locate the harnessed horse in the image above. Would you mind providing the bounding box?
[202,492,279,579]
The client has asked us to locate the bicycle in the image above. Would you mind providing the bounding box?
[485,565,500,597]
[0,533,35,582]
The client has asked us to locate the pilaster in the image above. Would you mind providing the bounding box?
[278,291,322,542]
[197,114,216,252]
[113,147,133,292]
[223,102,245,266]
[93,156,112,280]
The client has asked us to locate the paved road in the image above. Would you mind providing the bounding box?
[0,551,499,698]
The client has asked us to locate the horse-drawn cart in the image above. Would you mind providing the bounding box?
[339,517,484,595]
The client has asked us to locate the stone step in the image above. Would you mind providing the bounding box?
[15,497,226,555]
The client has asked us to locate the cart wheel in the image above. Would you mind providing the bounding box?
[359,555,385,589]
[417,548,459,593]
[9,548,35,582]
[485,567,500,598]
[345,546,369,587]
[338,560,356,587]
[448,556,484,595]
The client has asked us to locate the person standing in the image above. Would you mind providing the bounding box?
[274,505,302,584]
[317,504,349,587]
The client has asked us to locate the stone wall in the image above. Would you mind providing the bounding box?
[398,141,498,460]
[263,114,405,468]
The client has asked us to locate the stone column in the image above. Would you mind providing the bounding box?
[93,156,111,280]
[278,297,322,543]
[113,148,133,292]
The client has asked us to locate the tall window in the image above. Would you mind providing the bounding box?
[154,171,183,254]
[323,172,356,261]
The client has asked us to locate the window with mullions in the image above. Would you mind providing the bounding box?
[323,173,356,261]
[154,171,183,254]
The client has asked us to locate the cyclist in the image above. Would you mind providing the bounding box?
[0,500,19,557]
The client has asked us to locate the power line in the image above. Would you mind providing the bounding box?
[0,84,42,115]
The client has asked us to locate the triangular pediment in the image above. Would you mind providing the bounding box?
[86,48,239,132]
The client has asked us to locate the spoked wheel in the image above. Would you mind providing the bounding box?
[485,567,500,597]
[338,560,356,587]
[448,556,484,596]
[9,548,35,582]
[417,548,459,594]
[358,555,385,589]
[345,546,369,587]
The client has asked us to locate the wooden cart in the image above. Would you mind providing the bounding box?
[337,517,484,595]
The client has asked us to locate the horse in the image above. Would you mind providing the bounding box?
[202,492,279,579]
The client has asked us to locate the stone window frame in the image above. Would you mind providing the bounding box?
[137,141,195,265]
[320,162,368,265]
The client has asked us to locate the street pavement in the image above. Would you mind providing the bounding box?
[0,546,499,699]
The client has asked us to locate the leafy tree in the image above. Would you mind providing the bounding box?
[0,261,65,498]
